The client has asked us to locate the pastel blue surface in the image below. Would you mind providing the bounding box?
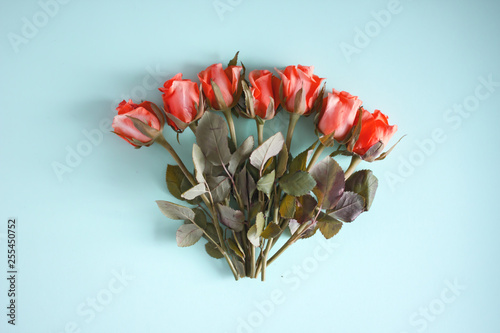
[1,0,500,332]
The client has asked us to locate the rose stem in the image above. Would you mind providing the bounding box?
[260,207,279,281]
[344,155,362,179]
[256,120,264,146]
[156,135,239,280]
[306,143,325,172]
[285,113,300,151]
[222,109,238,147]
[266,221,311,267]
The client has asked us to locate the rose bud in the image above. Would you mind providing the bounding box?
[275,65,325,115]
[112,99,165,148]
[241,69,281,120]
[159,73,205,132]
[316,89,363,142]
[198,63,243,110]
[351,108,398,161]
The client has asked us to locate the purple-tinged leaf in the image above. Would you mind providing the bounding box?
[176,224,203,247]
[217,204,244,232]
[329,191,365,222]
[310,156,345,210]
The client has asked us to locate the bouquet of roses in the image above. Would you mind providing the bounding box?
[111,53,399,280]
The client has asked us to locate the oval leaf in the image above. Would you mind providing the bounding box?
[196,112,231,166]
[344,169,378,211]
[279,171,316,197]
[329,191,365,222]
[249,132,284,173]
[176,224,203,247]
[156,201,195,221]
[217,204,244,232]
[310,156,345,210]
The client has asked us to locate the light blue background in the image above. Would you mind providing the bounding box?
[1,0,500,332]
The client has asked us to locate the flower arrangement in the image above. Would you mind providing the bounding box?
[111,52,400,281]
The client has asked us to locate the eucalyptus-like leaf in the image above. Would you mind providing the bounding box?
[176,224,203,247]
[196,112,231,166]
[318,220,342,239]
[279,195,296,218]
[261,223,281,239]
[181,183,207,201]
[156,201,195,221]
[310,156,345,210]
[257,170,275,196]
[217,204,245,232]
[205,242,223,259]
[192,144,206,183]
[228,136,255,175]
[279,171,316,197]
[249,132,284,174]
[344,169,378,211]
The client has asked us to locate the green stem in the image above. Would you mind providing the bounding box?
[156,135,239,280]
[256,120,265,146]
[306,144,325,172]
[266,221,311,267]
[285,113,300,151]
[222,109,237,147]
[344,155,362,179]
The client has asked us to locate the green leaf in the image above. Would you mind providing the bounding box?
[204,223,218,243]
[217,204,244,232]
[249,132,284,174]
[247,212,264,247]
[279,195,296,218]
[289,141,317,174]
[196,112,231,166]
[257,170,275,196]
[344,170,378,211]
[156,201,195,221]
[166,165,186,201]
[205,242,223,259]
[248,201,263,221]
[329,191,365,222]
[228,238,245,259]
[192,144,206,184]
[279,171,316,197]
[181,183,207,201]
[192,208,208,229]
[176,224,203,247]
[310,156,345,210]
[276,142,289,177]
[318,220,342,239]
[228,136,254,175]
[261,223,281,239]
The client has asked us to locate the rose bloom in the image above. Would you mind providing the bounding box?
[159,73,203,131]
[352,108,398,157]
[317,89,363,141]
[198,63,242,110]
[112,100,163,147]
[248,69,281,119]
[275,65,324,115]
